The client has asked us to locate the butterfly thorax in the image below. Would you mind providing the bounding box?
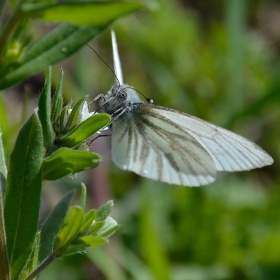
[100,84,143,117]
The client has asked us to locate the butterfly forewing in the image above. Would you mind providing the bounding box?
[141,105,273,172]
[111,105,218,186]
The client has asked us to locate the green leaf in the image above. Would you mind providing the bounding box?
[39,191,74,263]
[58,113,110,147]
[79,183,87,210]
[96,200,114,222]
[87,221,105,236]
[4,112,44,280]
[79,209,96,234]
[0,180,10,280]
[0,96,9,151]
[43,148,101,181]
[0,23,108,90]
[21,1,143,26]
[51,70,64,127]
[73,236,107,248]
[97,217,120,238]
[59,103,71,132]
[63,96,88,133]
[54,206,84,256]
[64,245,87,256]
[38,67,53,150]
[19,232,40,280]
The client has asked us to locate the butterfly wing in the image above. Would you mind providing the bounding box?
[111,105,218,186]
[111,104,273,186]
[141,105,273,172]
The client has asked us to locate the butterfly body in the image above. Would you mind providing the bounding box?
[99,84,142,116]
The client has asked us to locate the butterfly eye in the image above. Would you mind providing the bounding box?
[119,91,127,100]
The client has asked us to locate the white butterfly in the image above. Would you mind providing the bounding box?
[95,30,273,187]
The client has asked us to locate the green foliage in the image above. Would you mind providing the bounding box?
[4,112,43,280]
[56,113,110,147]
[96,200,114,222]
[0,67,117,279]
[21,2,143,26]
[0,168,9,280]
[53,206,85,256]
[39,191,74,263]
[43,148,101,180]
[79,183,87,210]
[38,67,53,150]
[0,1,143,89]
[54,201,118,258]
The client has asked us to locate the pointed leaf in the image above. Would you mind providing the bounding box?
[0,180,10,280]
[0,23,108,90]
[96,200,114,222]
[38,67,53,150]
[57,113,110,147]
[4,112,44,280]
[63,96,88,132]
[64,245,86,256]
[21,2,143,26]
[43,148,101,180]
[59,103,71,132]
[54,206,84,256]
[86,221,105,236]
[79,209,96,234]
[39,191,74,263]
[97,217,120,238]
[74,236,107,248]
[51,70,64,126]
[79,183,87,210]
[19,233,40,280]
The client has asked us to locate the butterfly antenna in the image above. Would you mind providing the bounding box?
[125,86,153,104]
[86,44,121,88]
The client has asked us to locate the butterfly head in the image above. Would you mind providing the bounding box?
[101,83,142,116]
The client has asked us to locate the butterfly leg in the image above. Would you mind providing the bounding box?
[88,94,106,108]
[89,130,112,144]
[109,107,127,124]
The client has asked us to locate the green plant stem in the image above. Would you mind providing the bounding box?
[24,253,56,280]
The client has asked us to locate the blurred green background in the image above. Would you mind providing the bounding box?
[2,0,280,279]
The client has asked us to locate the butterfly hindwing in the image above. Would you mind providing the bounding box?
[142,105,273,172]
